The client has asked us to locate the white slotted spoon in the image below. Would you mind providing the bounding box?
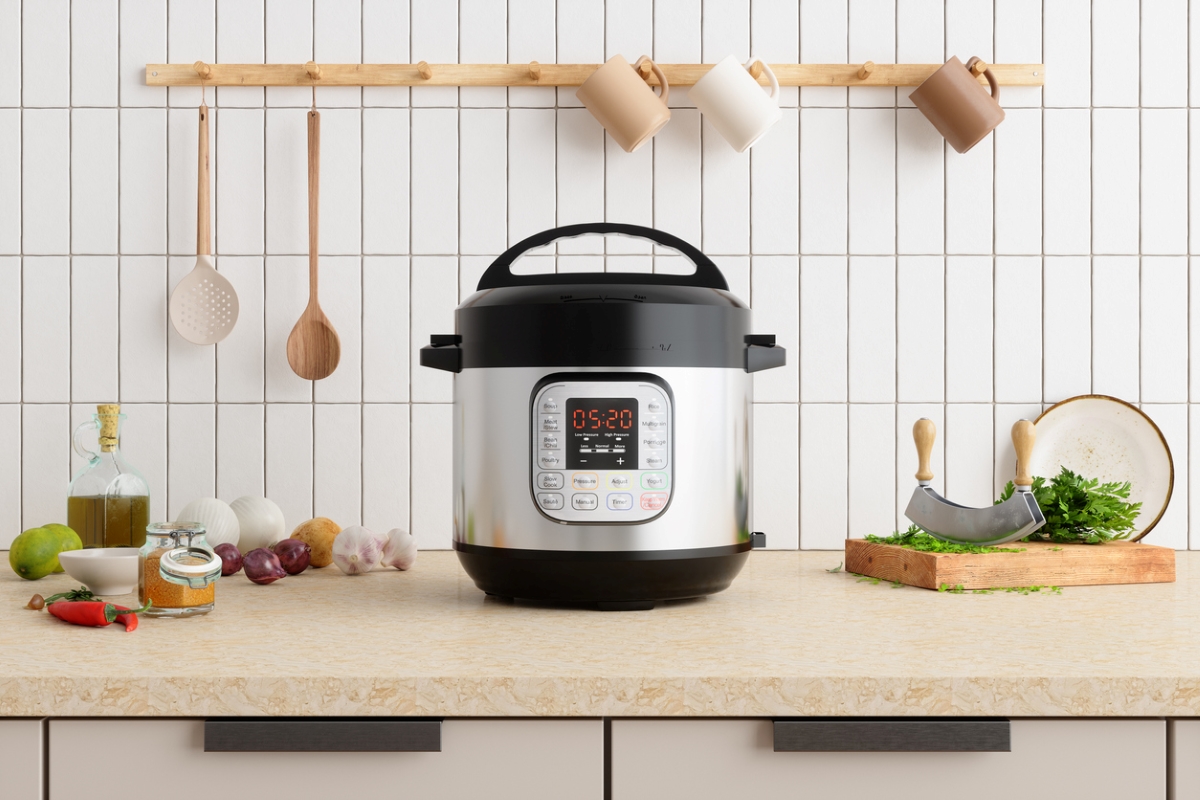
[170,98,239,345]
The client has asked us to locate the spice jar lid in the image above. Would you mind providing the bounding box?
[159,546,221,589]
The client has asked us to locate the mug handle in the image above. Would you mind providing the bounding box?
[634,56,670,106]
[964,56,1000,104]
[745,58,779,99]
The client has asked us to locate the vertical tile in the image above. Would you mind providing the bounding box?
[800,404,847,549]
[1044,0,1089,107]
[71,257,119,403]
[458,109,506,253]
[312,256,361,403]
[702,0,749,61]
[411,403,452,549]
[1142,0,1187,107]
[0,258,19,402]
[0,0,20,107]
[509,109,556,246]
[0,405,19,546]
[23,258,70,402]
[701,125,750,254]
[1142,257,1188,403]
[1139,404,1187,549]
[22,404,68,530]
[656,0,701,110]
[363,404,411,534]
[363,257,410,403]
[1142,110,1188,256]
[72,0,119,107]
[605,137,653,253]
[120,108,168,255]
[1193,0,1200,107]
[1191,405,1200,548]
[266,402,313,531]
[167,257,216,402]
[167,403,216,518]
[1043,256,1092,402]
[23,0,70,107]
[1192,111,1200,255]
[945,404,995,508]
[508,0,553,109]
[1093,256,1140,401]
[848,404,895,537]
[215,256,265,403]
[800,108,847,254]
[750,109,798,254]
[800,257,847,402]
[1092,109,1139,255]
[0,110,18,253]
[752,403,798,549]
[316,109,362,255]
[119,257,168,403]
[411,109,458,254]
[265,107,307,254]
[944,136,993,254]
[848,256,895,403]
[848,0,895,108]
[945,256,993,402]
[167,107,217,256]
[994,0,1041,107]
[653,109,702,248]
[994,109,1042,255]
[71,109,119,255]
[848,108,895,255]
[800,0,846,106]
[896,0,942,109]
[896,109,944,254]
[994,257,1043,403]
[167,0,215,108]
[410,0,458,107]
[896,404,945,520]
[750,256,799,403]
[120,0,167,107]
[1044,109,1091,255]
[216,403,265,500]
[1093,0,1139,106]
[264,256,312,401]
[313,0,361,107]
[362,0,410,107]
[363,108,411,255]
[606,0,653,59]
[459,0,507,108]
[751,0,799,107]
[314,404,362,527]
[1193,258,1200,399]
[120,403,168,524]
[411,257,457,403]
[22,110,70,254]
[215,109,265,255]
[265,0,312,107]
[556,109,605,253]
[897,256,944,402]
[216,0,265,108]
[557,0,604,108]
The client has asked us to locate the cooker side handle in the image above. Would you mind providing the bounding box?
[420,334,463,373]
[745,334,786,373]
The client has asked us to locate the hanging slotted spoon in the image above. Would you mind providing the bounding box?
[169,98,240,345]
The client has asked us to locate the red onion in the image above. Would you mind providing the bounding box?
[273,538,311,575]
[242,548,286,585]
[214,543,243,576]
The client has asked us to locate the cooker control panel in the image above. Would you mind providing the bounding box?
[531,379,672,523]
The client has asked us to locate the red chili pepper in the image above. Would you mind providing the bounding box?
[47,600,151,631]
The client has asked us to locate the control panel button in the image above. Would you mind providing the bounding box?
[607,493,633,511]
[641,416,667,431]
[608,473,632,489]
[537,472,564,490]
[538,453,563,469]
[540,415,560,432]
[572,493,598,510]
[572,472,599,490]
[647,399,662,413]
[640,492,668,511]
[641,435,666,449]
[538,492,564,510]
[541,398,559,413]
[641,472,669,490]
[541,434,560,450]
[644,453,666,470]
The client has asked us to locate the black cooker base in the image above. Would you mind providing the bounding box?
[454,543,751,610]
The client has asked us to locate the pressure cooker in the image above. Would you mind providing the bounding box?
[421,223,785,609]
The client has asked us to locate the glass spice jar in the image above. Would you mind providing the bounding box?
[139,522,221,618]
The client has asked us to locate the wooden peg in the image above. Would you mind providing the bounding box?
[528,61,541,81]
[748,60,765,79]
[304,60,321,80]
[857,61,875,80]
[193,61,212,80]
[417,61,433,80]
[636,59,653,79]
[969,59,989,77]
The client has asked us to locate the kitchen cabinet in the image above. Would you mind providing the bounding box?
[49,719,602,800]
[0,720,43,799]
[1171,720,1200,796]
[611,719,1165,799]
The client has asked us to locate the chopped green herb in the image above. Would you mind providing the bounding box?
[998,467,1141,544]
[866,525,1025,554]
[826,562,843,573]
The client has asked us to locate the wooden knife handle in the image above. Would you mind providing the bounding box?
[1012,420,1035,487]
[913,418,935,483]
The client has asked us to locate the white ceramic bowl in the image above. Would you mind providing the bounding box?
[57,549,140,596]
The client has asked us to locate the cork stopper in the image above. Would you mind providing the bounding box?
[97,404,120,452]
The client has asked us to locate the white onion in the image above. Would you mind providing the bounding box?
[229,496,286,551]
[176,498,240,547]
[332,525,383,575]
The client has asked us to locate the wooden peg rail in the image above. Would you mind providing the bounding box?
[148,62,1045,88]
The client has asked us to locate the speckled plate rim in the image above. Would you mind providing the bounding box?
[1033,394,1174,541]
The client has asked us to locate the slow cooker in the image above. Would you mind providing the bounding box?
[421,223,785,609]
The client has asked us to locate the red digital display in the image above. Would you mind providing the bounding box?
[565,398,638,469]
[571,406,634,431]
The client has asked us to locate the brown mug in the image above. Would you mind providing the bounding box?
[909,56,1004,154]
[576,54,671,153]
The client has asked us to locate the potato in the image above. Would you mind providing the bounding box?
[290,517,341,568]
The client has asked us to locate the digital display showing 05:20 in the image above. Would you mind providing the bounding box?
[565,398,638,469]
[571,403,634,430]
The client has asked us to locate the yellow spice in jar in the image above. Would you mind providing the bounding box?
[139,549,215,609]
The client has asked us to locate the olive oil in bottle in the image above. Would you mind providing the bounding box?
[67,405,152,548]
[67,495,150,548]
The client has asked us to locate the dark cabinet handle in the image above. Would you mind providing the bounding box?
[204,720,442,752]
[773,720,1010,752]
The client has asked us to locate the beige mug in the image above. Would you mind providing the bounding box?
[909,56,1004,154]
[577,54,671,153]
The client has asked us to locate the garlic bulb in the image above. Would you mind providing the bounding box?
[331,525,383,575]
[381,528,417,570]
[176,498,240,547]
[230,496,286,551]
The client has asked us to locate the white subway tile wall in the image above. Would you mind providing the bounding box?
[0,1,1194,552]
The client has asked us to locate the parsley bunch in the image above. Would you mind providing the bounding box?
[866,525,1024,554]
[997,466,1142,544]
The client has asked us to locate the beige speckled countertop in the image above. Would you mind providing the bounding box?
[1,551,1198,718]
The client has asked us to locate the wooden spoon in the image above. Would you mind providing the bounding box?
[286,109,340,380]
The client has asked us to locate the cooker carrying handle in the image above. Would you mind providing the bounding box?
[475,223,730,291]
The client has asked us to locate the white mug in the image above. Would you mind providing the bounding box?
[690,55,781,152]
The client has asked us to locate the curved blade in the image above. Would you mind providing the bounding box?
[904,486,1046,546]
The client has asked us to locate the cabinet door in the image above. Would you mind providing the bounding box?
[0,720,43,800]
[51,719,601,800]
[612,719,1165,800]
[1171,720,1200,796]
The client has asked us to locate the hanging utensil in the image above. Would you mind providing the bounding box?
[286,105,341,380]
[169,93,240,345]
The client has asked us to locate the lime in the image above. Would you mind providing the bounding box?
[42,524,82,572]
[8,527,63,581]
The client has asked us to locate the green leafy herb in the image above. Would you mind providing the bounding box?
[997,467,1141,544]
[866,525,1025,554]
[826,562,843,573]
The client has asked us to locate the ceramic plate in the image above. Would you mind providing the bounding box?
[1029,395,1173,541]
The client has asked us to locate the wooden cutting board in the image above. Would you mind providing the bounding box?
[844,539,1176,590]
